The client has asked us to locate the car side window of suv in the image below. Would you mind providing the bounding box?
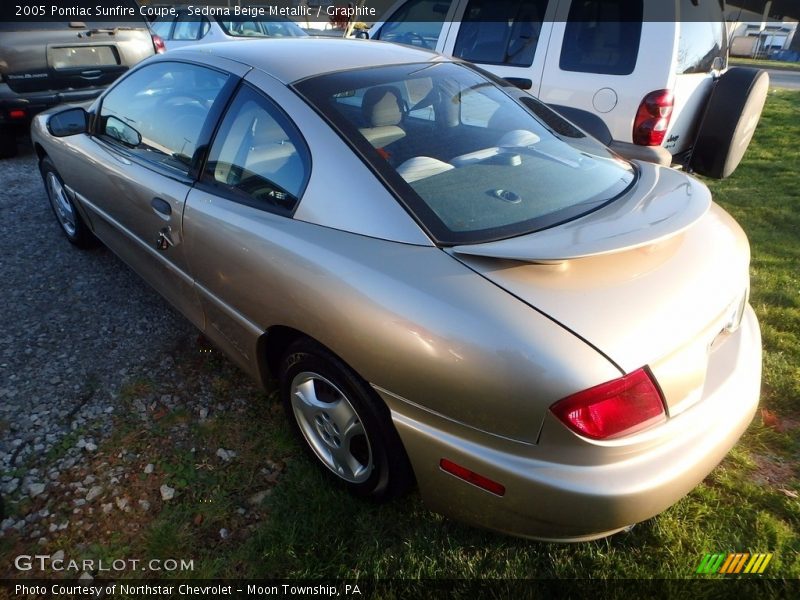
[559,0,643,76]
[453,0,549,67]
[203,84,311,216]
[98,62,228,175]
[676,0,727,74]
[374,0,453,49]
[173,13,210,41]
[149,17,174,40]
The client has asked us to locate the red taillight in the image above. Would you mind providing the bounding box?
[550,368,666,440]
[633,90,674,146]
[9,109,26,120]
[152,34,166,54]
[440,459,506,496]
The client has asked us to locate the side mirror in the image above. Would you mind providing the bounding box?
[105,116,142,147]
[354,30,369,39]
[47,107,88,137]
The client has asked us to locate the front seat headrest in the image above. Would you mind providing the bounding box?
[362,86,405,128]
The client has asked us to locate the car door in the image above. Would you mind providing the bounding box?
[62,60,238,327]
[370,0,459,52]
[181,75,313,372]
[439,0,555,95]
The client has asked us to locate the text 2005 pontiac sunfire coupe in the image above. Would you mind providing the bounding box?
[32,39,761,541]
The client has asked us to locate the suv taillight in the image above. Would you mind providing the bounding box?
[550,368,666,440]
[633,90,674,146]
[152,34,166,54]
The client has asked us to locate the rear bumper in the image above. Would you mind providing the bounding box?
[609,139,672,166]
[0,84,103,126]
[384,305,761,541]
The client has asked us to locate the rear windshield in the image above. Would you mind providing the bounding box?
[295,62,635,245]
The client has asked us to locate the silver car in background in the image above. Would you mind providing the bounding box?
[148,8,308,51]
[31,39,761,541]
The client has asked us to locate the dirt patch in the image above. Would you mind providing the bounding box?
[750,452,798,488]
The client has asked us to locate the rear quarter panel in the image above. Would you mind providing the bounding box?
[183,195,621,444]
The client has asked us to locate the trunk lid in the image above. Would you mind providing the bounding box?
[0,22,154,94]
[451,163,751,413]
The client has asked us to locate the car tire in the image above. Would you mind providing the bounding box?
[690,67,769,179]
[279,338,414,501]
[0,128,18,159]
[40,156,97,248]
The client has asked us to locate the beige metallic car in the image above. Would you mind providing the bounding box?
[31,39,761,541]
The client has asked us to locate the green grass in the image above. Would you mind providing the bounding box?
[706,90,800,419]
[730,57,800,72]
[3,92,798,583]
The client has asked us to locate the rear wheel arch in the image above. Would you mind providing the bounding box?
[278,336,415,500]
[258,326,376,393]
[258,325,308,385]
[258,326,415,499]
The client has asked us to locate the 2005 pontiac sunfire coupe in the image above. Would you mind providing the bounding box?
[32,39,761,541]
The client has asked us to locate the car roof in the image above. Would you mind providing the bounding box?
[167,38,445,84]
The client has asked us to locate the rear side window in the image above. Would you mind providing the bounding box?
[454,0,549,67]
[559,0,643,75]
[149,18,174,39]
[204,85,310,215]
[99,62,228,174]
[172,14,209,41]
[677,0,727,74]
[374,0,453,49]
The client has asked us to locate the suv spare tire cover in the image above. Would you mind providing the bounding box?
[690,67,769,179]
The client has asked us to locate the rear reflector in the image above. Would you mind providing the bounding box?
[550,368,666,440]
[9,109,26,120]
[440,459,506,496]
[633,90,674,146]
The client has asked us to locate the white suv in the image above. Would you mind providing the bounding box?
[367,0,769,179]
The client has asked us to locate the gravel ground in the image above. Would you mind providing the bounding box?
[0,137,258,546]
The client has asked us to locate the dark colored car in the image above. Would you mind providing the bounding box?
[0,19,161,158]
